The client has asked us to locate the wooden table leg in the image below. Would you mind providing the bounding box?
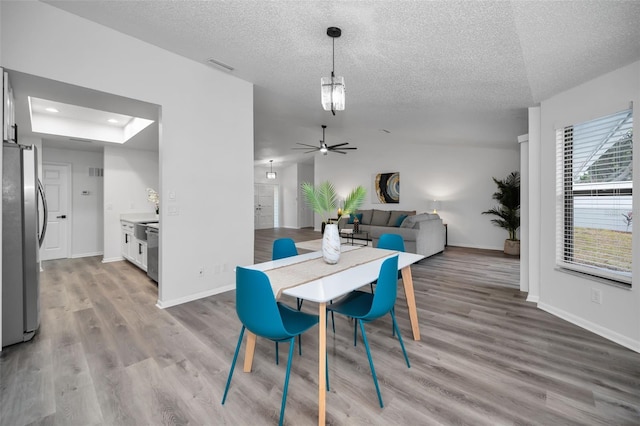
[401,266,421,341]
[318,302,326,425]
[243,331,257,372]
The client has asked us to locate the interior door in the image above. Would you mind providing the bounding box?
[254,184,275,229]
[41,163,70,260]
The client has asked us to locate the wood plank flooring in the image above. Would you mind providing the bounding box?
[2,229,639,425]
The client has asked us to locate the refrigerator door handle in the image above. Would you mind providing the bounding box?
[37,179,48,248]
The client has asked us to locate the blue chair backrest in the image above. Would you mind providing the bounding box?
[377,234,405,252]
[236,266,291,341]
[367,256,399,319]
[273,238,298,260]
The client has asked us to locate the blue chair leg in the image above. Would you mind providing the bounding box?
[221,326,245,405]
[298,335,302,356]
[391,307,396,337]
[358,320,384,408]
[353,319,358,346]
[279,337,296,426]
[326,348,330,391]
[275,342,279,365]
[390,310,410,368]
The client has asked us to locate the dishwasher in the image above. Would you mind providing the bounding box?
[146,225,159,282]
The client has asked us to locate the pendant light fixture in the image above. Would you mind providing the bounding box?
[321,27,345,115]
[266,160,277,179]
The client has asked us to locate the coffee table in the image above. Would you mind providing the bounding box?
[340,229,369,246]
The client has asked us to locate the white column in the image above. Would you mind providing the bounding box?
[527,107,541,303]
[518,133,529,293]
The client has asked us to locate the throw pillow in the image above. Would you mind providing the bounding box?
[347,213,363,224]
[395,214,408,227]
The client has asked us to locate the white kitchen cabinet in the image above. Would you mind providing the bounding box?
[121,219,149,272]
[133,239,148,272]
[121,221,135,262]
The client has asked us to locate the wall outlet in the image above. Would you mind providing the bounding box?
[591,288,602,304]
[198,266,204,277]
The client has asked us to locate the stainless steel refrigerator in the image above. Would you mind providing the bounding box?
[2,142,48,347]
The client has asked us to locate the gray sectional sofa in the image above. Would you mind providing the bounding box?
[337,209,446,258]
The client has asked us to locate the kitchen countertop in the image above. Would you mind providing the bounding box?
[120,213,159,223]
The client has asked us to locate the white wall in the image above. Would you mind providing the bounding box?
[314,142,520,250]
[535,61,640,351]
[1,2,254,308]
[280,164,298,228]
[42,147,105,258]
[103,146,158,261]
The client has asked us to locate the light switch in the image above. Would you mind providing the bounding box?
[169,190,176,200]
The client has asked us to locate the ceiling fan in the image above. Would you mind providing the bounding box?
[292,125,357,155]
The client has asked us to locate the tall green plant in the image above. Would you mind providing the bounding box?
[301,181,366,224]
[482,171,520,241]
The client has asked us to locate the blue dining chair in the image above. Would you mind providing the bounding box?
[272,237,298,260]
[222,266,320,426]
[327,255,410,408]
[373,233,405,336]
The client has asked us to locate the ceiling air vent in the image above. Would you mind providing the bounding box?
[206,57,234,72]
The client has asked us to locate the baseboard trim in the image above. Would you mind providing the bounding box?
[156,284,235,309]
[449,242,504,251]
[72,251,103,259]
[102,256,124,263]
[538,301,640,353]
[526,294,539,303]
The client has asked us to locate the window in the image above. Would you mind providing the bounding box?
[556,107,633,285]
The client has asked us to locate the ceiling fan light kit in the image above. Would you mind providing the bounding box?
[321,27,345,115]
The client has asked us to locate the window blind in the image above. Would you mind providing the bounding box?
[556,108,633,284]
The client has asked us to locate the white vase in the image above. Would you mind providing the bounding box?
[322,223,341,264]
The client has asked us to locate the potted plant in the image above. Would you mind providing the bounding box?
[301,181,366,263]
[482,171,520,255]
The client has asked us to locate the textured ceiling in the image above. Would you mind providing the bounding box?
[44,0,640,165]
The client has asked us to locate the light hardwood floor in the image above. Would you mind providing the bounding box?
[2,229,639,425]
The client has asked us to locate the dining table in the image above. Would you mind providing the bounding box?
[243,245,425,425]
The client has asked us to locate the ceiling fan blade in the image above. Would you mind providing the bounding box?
[334,147,357,150]
[331,150,348,154]
[296,142,320,148]
[327,142,349,149]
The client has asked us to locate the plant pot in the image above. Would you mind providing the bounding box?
[322,224,341,264]
[504,239,520,256]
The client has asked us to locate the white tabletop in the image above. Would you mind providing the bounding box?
[246,248,424,304]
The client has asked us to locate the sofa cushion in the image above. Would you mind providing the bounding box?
[401,212,438,228]
[387,210,416,227]
[357,209,373,225]
[371,209,391,226]
[347,213,363,224]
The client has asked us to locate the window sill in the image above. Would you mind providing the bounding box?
[555,267,632,290]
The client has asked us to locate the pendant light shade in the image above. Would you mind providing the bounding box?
[321,27,345,115]
[321,75,345,112]
[266,160,276,179]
